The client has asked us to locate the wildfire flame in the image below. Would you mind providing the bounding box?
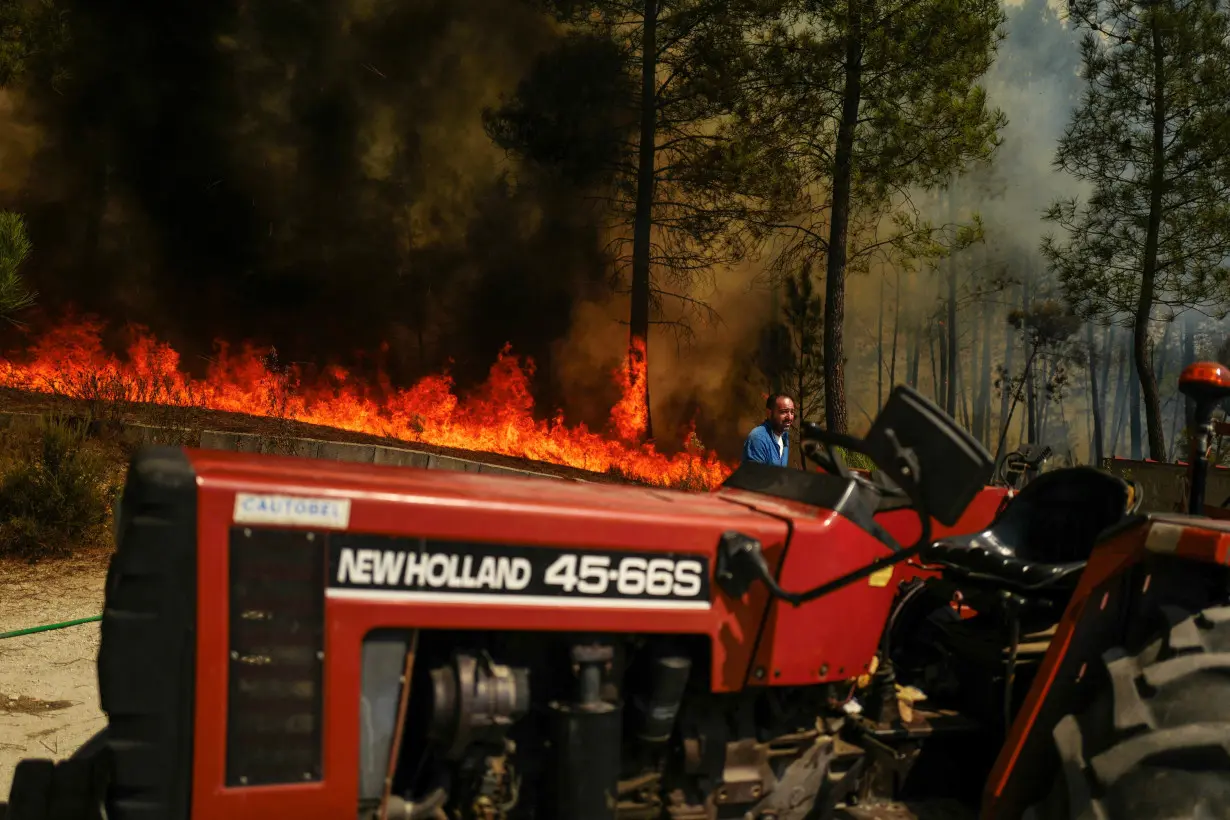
[0,317,733,490]
[609,337,650,444]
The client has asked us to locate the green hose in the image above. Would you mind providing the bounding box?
[0,614,102,641]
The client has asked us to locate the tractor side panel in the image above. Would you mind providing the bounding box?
[731,484,1010,688]
[982,515,1230,820]
[187,459,791,820]
[748,513,903,686]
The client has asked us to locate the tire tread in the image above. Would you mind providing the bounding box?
[1031,605,1230,819]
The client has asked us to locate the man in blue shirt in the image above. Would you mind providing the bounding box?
[742,393,796,468]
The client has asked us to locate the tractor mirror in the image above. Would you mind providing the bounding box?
[862,385,995,527]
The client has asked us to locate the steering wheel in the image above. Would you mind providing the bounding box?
[799,427,849,477]
[993,444,1052,489]
[799,420,909,501]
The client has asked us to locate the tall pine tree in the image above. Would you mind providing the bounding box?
[1042,0,1230,461]
[733,0,1006,433]
[487,0,786,441]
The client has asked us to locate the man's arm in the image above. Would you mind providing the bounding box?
[742,428,774,464]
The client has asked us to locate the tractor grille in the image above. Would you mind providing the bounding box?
[226,526,325,787]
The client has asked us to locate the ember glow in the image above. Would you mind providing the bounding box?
[0,318,733,489]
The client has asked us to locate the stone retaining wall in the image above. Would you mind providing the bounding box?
[0,411,572,482]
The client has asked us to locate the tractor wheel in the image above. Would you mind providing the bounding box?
[1024,604,1230,819]
[2,730,110,820]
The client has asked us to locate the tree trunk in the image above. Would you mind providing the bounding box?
[961,318,973,431]
[628,0,658,441]
[929,328,940,403]
[1182,312,1197,433]
[1038,355,1052,441]
[877,275,885,409]
[1170,399,1182,461]
[1171,316,1192,461]
[996,342,1040,462]
[1022,275,1036,444]
[1154,330,1175,459]
[822,0,863,434]
[1084,351,1094,463]
[960,360,972,430]
[889,270,901,390]
[1110,336,1130,456]
[908,320,921,388]
[975,299,992,446]
[1087,322,1105,465]
[1154,322,1174,392]
[796,341,807,468]
[1097,323,1113,459]
[1134,11,1168,461]
[1130,343,1143,459]
[999,280,1017,450]
[1018,381,1028,447]
[945,249,958,419]
[938,314,949,411]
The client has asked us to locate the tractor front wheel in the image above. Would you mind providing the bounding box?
[1025,605,1230,819]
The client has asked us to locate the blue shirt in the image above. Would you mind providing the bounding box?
[743,421,789,468]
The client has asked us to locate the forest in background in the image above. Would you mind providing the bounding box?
[829,0,1230,469]
[0,0,1227,468]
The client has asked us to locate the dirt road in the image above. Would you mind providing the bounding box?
[0,550,109,801]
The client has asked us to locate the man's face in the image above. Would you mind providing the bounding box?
[768,396,796,434]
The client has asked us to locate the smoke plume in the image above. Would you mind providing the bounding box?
[0,0,613,408]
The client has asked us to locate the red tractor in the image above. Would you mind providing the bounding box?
[5,365,1230,820]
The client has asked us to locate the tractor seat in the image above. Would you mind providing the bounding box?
[919,466,1140,594]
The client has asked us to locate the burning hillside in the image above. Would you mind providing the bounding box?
[0,317,733,490]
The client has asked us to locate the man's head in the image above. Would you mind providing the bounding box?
[765,393,796,435]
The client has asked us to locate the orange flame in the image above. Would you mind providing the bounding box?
[609,336,649,444]
[0,317,734,490]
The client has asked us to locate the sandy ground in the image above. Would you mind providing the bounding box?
[0,548,111,801]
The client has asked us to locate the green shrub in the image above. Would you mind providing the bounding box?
[834,446,877,472]
[0,411,120,560]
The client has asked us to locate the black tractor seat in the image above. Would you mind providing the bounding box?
[919,466,1141,595]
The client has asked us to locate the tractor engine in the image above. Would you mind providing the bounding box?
[367,630,841,820]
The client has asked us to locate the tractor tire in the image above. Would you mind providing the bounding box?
[1024,604,1230,820]
[4,731,111,820]
[5,760,54,820]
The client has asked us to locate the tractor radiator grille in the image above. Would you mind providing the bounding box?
[226,526,325,787]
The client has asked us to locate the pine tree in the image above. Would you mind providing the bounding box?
[1042,0,1230,461]
[734,0,1006,433]
[487,0,785,441]
[0,211,36,326]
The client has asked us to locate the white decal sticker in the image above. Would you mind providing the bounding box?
[326,535,712,609]
[233,493,351,529]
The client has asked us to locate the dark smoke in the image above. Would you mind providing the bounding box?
[0,0,613,409]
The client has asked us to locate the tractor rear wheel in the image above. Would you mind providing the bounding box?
[1024,604,1230,819]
